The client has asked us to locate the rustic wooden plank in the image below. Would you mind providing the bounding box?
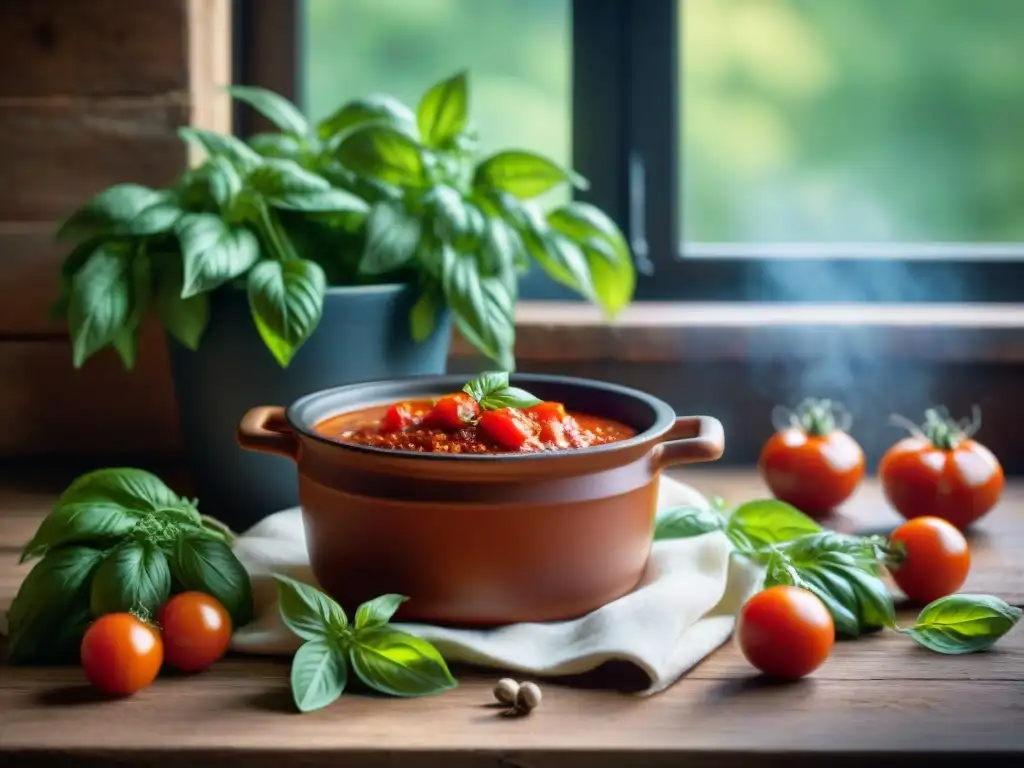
[0,227,64,334]
[0,671,1021,761]
[0,331,182,458]
[187,0,233,143]
[0,0,188,98]
[0,100,188,222]
[0,470,1021,765]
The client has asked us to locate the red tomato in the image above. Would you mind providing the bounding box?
[381,400,433,432]
[157,592,233,672]
[424,393,480,430]
[525,401,570,448]
[479,408,536,450]
[758,398,865,517]
[736,585,835,679]
[80,613,163,695]
[888,517,971,604]
[525,401,567,422]
[879,407,1003,530]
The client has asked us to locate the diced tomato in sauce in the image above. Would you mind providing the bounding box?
[320,395,636,455]
[422,393,480,430]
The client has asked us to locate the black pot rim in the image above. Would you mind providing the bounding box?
[284,373,678,462]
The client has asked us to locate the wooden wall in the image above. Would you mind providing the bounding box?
[0,0,229,461]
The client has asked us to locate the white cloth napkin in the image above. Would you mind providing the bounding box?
[230,476,764,694]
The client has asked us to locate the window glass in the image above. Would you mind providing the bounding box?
[304,0,571,178]
[680,0,1024,249]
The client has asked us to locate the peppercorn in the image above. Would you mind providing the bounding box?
[514,681,542,714]
[493,677,520,706]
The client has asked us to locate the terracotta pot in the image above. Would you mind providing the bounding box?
[237,374,725,625]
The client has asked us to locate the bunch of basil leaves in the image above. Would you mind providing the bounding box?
[7,468,252,664]
[274,575,457,713]
[655,498,1021,652]
[51,70,636,374]
[235,70,636,371]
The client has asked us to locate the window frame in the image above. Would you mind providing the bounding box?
[234,0,1024,304]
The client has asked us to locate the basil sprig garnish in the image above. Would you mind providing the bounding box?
[461,371,541,411]
[7,468,252,664]
[654,498,1020,651]
[274,575,458,713]
[900,594,1022,654]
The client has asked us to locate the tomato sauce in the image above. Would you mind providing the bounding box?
[314,397,637,455]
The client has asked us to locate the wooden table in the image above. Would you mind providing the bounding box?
[1,467,1022,767]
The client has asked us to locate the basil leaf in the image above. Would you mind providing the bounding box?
[123,195,183,238]
[410,286,440,343]
[249,132,304,160]
[270,188,369,215]
[89,540,171,618]
[424,185,471,242]
[291,638,347,713]
[335,125,427,188]
[349,626,457,697]
[440,246,515,370]
[548,202,635,316]
[764,533,896,638]
[7,546,107,664]
[155,257,209,351]
[479,387,542,411]
[22,468,193,562]
[354,594,408,631]
[359,202,422,275]
[473,150,589,199]
[529,232,597,301]
[653,506,725,541]
[461,371,509,401]
[56,183,166,243]
[765,549,860,638]
[225,85,309,137]
[206,156,245,211]
[178,126,262,173]
[902,594,1022,654]
[273,574,348,640]
[172,536,253,627]
[54,467,186,514]
[248,157,330,197]
[417,70,468,149]
[51,237,107,319]
[247,258,326,367]
[317,94,418,142]
[20,502,137,563]
[110,250,154,371]
[480,215,521,287]
[68,245,132,367]
[725,500,822,553]
[199,515,237,545]
[176,213,261,298]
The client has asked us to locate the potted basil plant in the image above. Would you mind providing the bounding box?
[51,69,636,528]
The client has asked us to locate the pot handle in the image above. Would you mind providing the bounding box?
[237,406,299,461]
[652,416,725,471]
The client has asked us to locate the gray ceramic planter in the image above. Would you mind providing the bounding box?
[167,283,452,530]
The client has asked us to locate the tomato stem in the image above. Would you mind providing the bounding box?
[888,405,981,451]
[771,398,851,437]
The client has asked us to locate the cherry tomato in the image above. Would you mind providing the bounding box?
[424,393,480,430]
[758,398,865,517]
[887,516,970,604]
[736,585,834,679]
[525,401,570,448]
[479,408,536,450]
[381,402,415,432]
[879,407,1003,530]
[158,591,233,672]
[80,613,163,695]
